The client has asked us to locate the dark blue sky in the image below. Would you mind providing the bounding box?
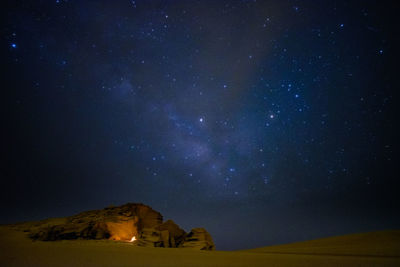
[2,0,397,250]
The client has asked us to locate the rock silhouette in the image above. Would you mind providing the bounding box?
[26,203,214,250]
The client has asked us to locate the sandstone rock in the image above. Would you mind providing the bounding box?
[26,203,214,250]
[157,219,186,247]
[29,203,161,242]
[160,230,170,247]
[182,228,215,250]
[105,217,138,241]
[170,236,176,247]
[137,228,162,247]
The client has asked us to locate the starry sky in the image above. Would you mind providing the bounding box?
[2,0,398,250]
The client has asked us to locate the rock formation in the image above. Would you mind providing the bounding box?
[157,219,186,247]
[24,203,214,250]
[182,228,215,250]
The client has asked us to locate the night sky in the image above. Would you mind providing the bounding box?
[2,0,398,250]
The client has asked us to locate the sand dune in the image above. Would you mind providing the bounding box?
[1,226,399,266]
[242,230,400,257]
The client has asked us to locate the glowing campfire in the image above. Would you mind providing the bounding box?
[130,236,136,242]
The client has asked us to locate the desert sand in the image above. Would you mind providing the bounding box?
[1,225,399,267]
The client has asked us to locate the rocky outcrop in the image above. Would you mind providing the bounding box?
[182,228,215,250]
[135,220,187,248]
[157,220,186,247]
[29,203,161,241]
[25,203,214,250]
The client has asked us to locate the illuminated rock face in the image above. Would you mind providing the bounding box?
[28,203,214,250]
[106,218,138,241]
[29,203,161,242]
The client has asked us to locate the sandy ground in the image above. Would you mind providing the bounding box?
[1,226,399,267]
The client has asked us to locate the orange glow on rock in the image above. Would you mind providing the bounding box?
[106,217,138,241]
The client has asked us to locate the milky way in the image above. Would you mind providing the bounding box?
[3,0,397,249]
